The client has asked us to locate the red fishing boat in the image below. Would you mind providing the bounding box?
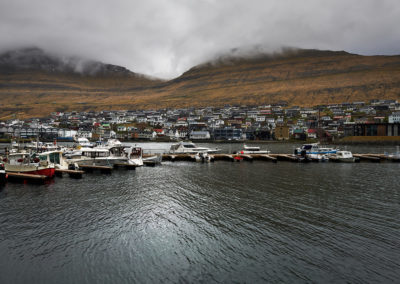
[4,152,55,178]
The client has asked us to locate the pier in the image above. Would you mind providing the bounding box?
[161,153,400,163]
[113,163,137,170]
[79,165,113,173]
[6,172,48,184]
[55,169,85,178]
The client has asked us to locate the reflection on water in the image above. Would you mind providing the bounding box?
[0,144,400,283]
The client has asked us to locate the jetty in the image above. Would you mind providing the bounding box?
[79,165,113,173]
[113,163,137,170]
[161,153,400,163]
[55,169,85,178]
[6,172,48,184]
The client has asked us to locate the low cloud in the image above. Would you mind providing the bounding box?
[0,0,399,79]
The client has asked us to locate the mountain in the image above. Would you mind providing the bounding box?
[1,47,400,118]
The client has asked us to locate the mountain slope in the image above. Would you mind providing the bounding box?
[1,47,400,118]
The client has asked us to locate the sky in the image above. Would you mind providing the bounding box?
[0,0,400,79]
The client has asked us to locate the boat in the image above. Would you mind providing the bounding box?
[75,137,94,148]
[239,144,270,154]
[125,147,144,166]
[295,143,338,155]
[294,143,337,161]
[194,152,212,163]
[384,146,400,160]
[143,154,162,166]
[0,163,6,185]
[307,152,329,162]
[169,141,220,154]
[105,139,123,147]
[66,146,143,167]
[331,151,355,163]
[26,141,60,152]
[38,151,79,170]
[4,152,55,178]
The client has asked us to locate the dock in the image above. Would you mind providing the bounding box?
[55,169,85,178]
[160,153,400,163]
[79,165,113,173]
[113,163,137,170]
[6,172,48,184]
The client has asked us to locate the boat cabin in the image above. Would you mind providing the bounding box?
[7,152,32,165]
[39,151,62,165]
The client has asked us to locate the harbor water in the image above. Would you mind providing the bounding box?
[0,143,399,283]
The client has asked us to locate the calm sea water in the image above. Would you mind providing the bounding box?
[0,143,399,283]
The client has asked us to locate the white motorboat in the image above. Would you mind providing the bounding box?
[307,152,329,162]
[143,154,162,166]
[384,146,400,160]
[66,146,143,167]
[75,137,94,148]
[106,139,123,147]
[239,144,270,154]
[294,143,338,162]
[332,151,355,163]
[194,152,212,163]
[125,147,144,166]
[295,143,338,156]
[169,141,220,154]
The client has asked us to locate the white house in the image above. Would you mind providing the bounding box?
[388,112,400,123]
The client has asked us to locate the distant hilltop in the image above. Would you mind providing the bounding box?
[1,47,400,118]
[0,47,135,76]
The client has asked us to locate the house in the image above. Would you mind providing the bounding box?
[307,129,317,139]
[389,112,400,123]
[293,128,306,140]
[213,127,243,140]
[153,129,165,136]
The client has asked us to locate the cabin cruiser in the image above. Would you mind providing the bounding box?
[4,152,55,178]
[239,144,270,154]
[295,143,338,156]
[169,141,220,154]
[65,146,143,167]
[294,143,337,162]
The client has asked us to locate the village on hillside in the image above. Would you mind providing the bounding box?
[1,99,400,143]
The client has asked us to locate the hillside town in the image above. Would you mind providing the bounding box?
[1,99,400,143]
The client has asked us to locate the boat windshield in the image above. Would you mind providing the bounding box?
[183,144,196,148]
[82,151,110,158]
[302,145,313,150]
[39,152,60,164]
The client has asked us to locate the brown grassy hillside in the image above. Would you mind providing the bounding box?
[1,48,400,118]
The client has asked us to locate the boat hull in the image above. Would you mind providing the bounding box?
[0,170,6,184]
[73,157,143,167]
[240,150,271,154]
[5,164,55,178]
